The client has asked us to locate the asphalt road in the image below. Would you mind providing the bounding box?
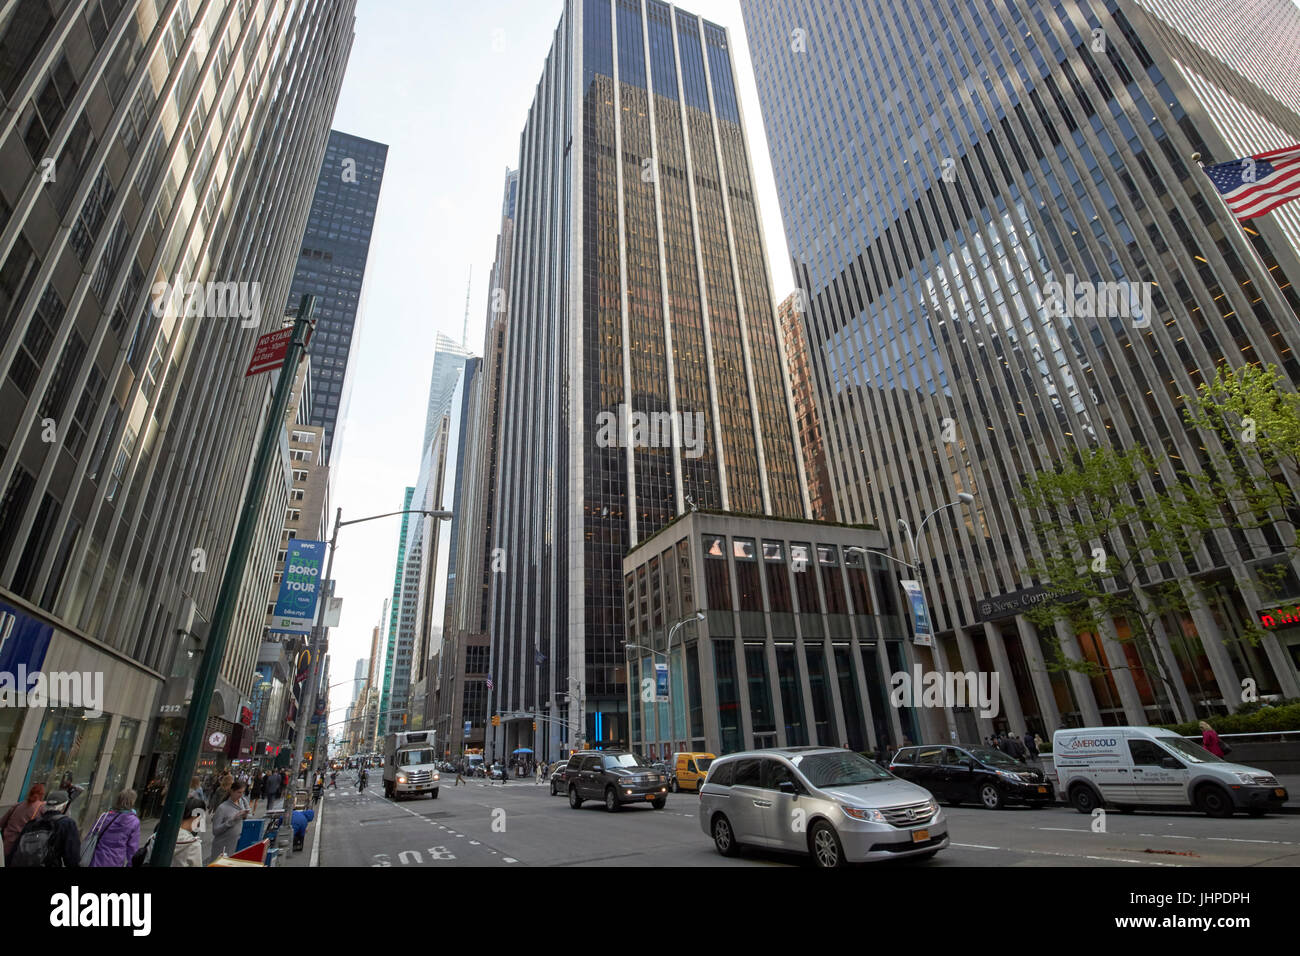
[318,772,1300,867]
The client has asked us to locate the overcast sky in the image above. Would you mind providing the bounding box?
[323,0,792,733]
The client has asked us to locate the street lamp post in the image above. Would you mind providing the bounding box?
[848,492,975,746]
[291,506,453,795]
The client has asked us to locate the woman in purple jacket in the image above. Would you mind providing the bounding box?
[88,789,141,867]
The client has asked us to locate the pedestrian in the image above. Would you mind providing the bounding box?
[454,763,466,786]
[1,783,46,864]
[1034,733,1045,753]
[10,789,81,867]
[1199,720,1228,757]
[535,762,543,785]
[291,807,314,851]
[87,788,141,867]
[873,743,887,766]
[262,766,283,813]
[172,795,207,867]
[207,781,249,863]
[1023,731,1038,760]
[249,772,263,812]
[329,770,338,789]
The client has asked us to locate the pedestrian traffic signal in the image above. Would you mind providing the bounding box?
[491,714,500,726]
[532,721,537,731]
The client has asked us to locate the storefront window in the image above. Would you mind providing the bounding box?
[95,718,140,817]
[27,707,111,828]
[702,535,732,610]
[0,707,28,798]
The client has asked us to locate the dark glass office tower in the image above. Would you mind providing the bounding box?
[286,129,387,467]
[488,0,808,760]
[743,0,1300,731]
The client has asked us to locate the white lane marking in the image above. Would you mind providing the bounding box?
[502,857,518,863]
[953,843,1000,850]
[951,842,1182,866]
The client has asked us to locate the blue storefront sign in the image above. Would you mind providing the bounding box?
[269,540,327,633]
[0,599,54,693]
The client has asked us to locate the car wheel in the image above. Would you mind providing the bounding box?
[670,778,679,793]
[979,784,1003,810]
[810,821,846,869]
[712,815,739,857]
[551,780,558,796]
[652,797,666,809]
[431,789,439,799]
[1197,784,1235,818]
[568,786,583,809]
[1069,783,1101,815]
[604,787,619,812]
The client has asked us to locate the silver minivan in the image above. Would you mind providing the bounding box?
[698,747,949,867]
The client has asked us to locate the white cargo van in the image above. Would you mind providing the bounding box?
[1053,726,1287,817]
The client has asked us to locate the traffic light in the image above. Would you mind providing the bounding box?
[532,721,537,732]
[491,714,500,727]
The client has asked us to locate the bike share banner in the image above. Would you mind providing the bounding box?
[269,539,327,633]
[900,579,933,646]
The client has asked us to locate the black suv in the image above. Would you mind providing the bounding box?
[889,744,1054,809]
[566,750,669,811]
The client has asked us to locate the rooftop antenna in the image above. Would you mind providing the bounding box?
[462,266,472,348]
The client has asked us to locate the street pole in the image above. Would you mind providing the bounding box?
[291,506,340,794]
[150,296,316,865]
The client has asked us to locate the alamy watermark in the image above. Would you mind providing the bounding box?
[890,665,1000,719]
[595,403,706,459]
[1041,275,1151,327]
[150,275,262,328]
[0,666,104,717]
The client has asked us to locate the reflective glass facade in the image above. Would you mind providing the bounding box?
[744,0,1300,728]
[488,0,808,760]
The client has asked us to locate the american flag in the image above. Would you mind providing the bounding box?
[485,675,493,690]
[1201,144,1300,220]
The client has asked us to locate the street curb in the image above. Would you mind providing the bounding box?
[309,794,324,867]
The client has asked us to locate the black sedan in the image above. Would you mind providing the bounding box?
[890,744,1054,809]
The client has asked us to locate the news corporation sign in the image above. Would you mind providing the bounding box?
[976,585,1075,623]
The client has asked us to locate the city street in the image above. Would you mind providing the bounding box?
[317,773,1300,867]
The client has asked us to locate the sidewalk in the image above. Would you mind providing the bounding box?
[137,794,322,865]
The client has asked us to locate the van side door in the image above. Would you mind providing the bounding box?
[1128,739,1188,806]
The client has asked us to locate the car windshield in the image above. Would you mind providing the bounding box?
[965,747,1022,768]
[401,749,436,765]
[1160,736,1224,764]
[792,751,892,788]
[606,754,641,768]
[696,757,714,770]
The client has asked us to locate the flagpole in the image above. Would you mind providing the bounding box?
[1192,151,1287,306]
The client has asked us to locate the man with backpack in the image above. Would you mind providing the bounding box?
[11,790,81,867]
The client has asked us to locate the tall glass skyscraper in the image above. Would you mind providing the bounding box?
[744,0,1300,732]
[286,129,387,468]
[488,0,808,758]
[0,0,356,811]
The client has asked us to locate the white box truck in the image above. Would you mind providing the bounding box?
[383,731,441,800]
[1053,726,1287,817]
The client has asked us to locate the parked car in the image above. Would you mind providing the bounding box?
[566,750,668,811]
[888,744,1053,809]
[549,763,569,795]
[1054,726,1288,817]
[670,752,715,792]
[699,746,947,867]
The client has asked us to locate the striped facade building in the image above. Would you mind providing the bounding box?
[0,0,355,817]
[486,0,811,762]
[743,0,1300,736]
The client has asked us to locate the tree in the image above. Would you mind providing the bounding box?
[1018,444,1219,723]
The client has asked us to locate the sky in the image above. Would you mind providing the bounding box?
[322,0,793,734]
